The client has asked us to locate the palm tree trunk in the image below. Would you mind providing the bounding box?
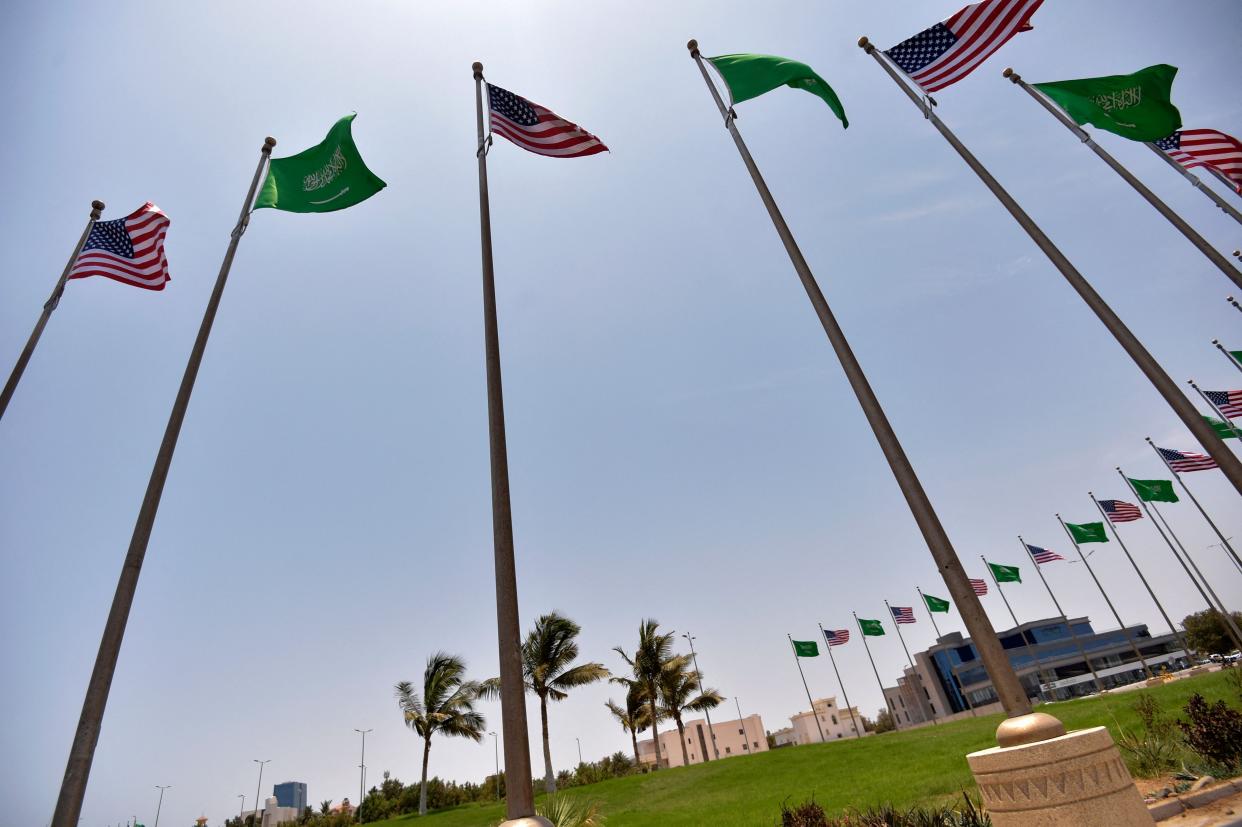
[419,736,431,816]
[648,691,662,769]
[630,727,640,768]
[674,711,690,766]
[540,694,556,794]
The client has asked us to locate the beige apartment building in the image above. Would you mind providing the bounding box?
[636,713,766,768]
[771,696,866,746]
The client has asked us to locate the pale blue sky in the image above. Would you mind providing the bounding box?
[2,2,1241,826]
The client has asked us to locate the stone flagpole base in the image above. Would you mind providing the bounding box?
[968,715,1153,826]
[498,818,554,827]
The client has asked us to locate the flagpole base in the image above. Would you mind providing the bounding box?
[969,725,1153,826]
[498,818,554,827]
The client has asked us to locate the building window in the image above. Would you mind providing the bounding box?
[898,696,905,708]
[739,728,745,735]
[725,747,731,755]
[831,715,837,725]
[753,741,759,749]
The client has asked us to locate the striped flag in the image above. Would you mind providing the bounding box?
[1026,544,1064,564]
[969,578,988,595]
[67,203,170,291]
[884,0,1044,93]
[1205,390,1242,420]
[487,83,607,158]
[1158,446,1218,473]
[823,628,850,646]
[1099,500,1143,523]
[890,606,916,624]
[1155,129,1242,193]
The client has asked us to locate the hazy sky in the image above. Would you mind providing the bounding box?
[3,2,1241,825]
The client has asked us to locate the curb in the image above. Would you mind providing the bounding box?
[1149,779,1242,822]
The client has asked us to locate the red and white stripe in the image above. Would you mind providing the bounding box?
[1166,129,1242,193]
[68,202,170,291]
[914,0,1044,93]
[824,629,850,646]
[969,578,988,596]
[490,102,607,159]
[1210,389,1242,419]
[1158,447,1218,473]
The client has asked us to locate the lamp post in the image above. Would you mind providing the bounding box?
[354,728,371,821]
[575,737,583,766]
[489,732,499,802]
[735,697,748,752]
[237,794,245,823]
[681,633,719,759]
[252,760,269,826]
[153,786,171,827]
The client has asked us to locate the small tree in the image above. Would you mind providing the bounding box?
[872,708,896,733]
[1182,609,1242,655]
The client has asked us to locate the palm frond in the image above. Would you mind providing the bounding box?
[549,662,609,694]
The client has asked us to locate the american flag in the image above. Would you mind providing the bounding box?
[487,83,607,158]
[1026,544,1064,564]
[884,0,1044,93]
[969,578,988,596]
[1158,446,1218,473]
[1099,500,1143,523]
[890,606,916,624]
[1205,390,1242,420]
[822,628,850,646]
[67,203,170,290]
[1155,129,1242,193]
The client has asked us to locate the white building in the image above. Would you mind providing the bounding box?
[240,796,300,827]
[636,714,766,768]
[786,697,866,744]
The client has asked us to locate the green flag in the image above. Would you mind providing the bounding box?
[254,114,386,213]
[988,562,1021,583]
[1066,522,1108,544]
[1231,350,1242,366]
[791,639,819,657]
[1034,65,1181,142]
[1129,477,1179,503]
[923,594,951,613]
[707,54,848,128]
[857,618,885,636]
[1205,415,1242,440]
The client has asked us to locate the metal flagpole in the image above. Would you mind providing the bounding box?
[818,623,861,737]
[1003,69,1242,289]
[857,38,1242,499]
[788,635,826,742]
[1090,494,1190,659]
[0,200,104,422]
[854,612,895,721]
[916,588,975,717]
[884,600,938,724]
[981,556,1052,699]
[471,61,545,827]
[1146,437,1242,572]
[916,588,944,640]
[1141,142,1242,226]
[50,139,274,827]
[1190,379,1242,438]
[681,634,719,759]
[688,38,1032,726]
[1017,537,1104,694]
[1213,340,1242,375]
[1230,290,1242,313]
[1055,515,1154,679]
[1119,468,1242,652]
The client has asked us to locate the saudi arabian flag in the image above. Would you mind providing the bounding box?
[1034,65,1181,142]
[707,54,848,128]
[1205,415,1242,440]
[1066,522,1108,544]
[792,639,819,657]
[1129,478,1179,503]
[255,114,386,213]
[858,618,885,637]
[923,593,951,613]
[1231,350,1242,366]
[988,562,1021,583]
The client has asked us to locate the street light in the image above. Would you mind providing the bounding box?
[488,732,499,801]
[252,760,270,826]
[575,737,583,766]
[682,633,719,760]
[237,794,245,823]
[153,786,171,827]
[735,697,747,751]
[354,728,372,821]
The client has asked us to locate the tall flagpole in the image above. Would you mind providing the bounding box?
[1002,69,1242,290]
[0,200,104,422]
[1054,515,1154,679]
[50,138,274,827]
[1017,537,1104,694]
[884,600,938,725]
[1090,493,1189,658]
[916,588,976,715]
[1141,142,1242,227]
[1119,468,1242,651]
[818,623,861,737]
[1146,437,1242,572]
[788,635,826,743]
[687,38,1032,727]
[1212,340,1242,375]
[858,37,1242,498]
[853,612,893,720]
[1190,379,1241,436]
[471,61,545,827]
[1229,290,1242,313]
[981,555,1052,699]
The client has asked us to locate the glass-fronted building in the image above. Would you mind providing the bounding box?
[273,781,307,813]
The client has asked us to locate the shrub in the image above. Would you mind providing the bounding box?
[1179,693,1242,770]
[1116,694,1180,777]
[779,796,828,826]
[776,794,989,826]
[496,795,605,827]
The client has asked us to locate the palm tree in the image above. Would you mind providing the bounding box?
[516,612,610,794]
[318,800,332,815]
[605,679,653,767]
[394,652,487,815]
[658,658,723,766]
[613,619,676,769]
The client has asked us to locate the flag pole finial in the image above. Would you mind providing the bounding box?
[262,137,276,155]
[90,200,104,218]
[686,39,699,56]
[857,36,873,52]
[472,61,483,80]
[1002,68,1020,82]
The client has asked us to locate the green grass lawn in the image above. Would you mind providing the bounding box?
[371,670,1239,827]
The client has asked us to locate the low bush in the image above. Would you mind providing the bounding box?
[1179,693,1242,771]
[778,793,989,826]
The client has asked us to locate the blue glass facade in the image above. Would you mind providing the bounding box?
[274,781,307,812]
